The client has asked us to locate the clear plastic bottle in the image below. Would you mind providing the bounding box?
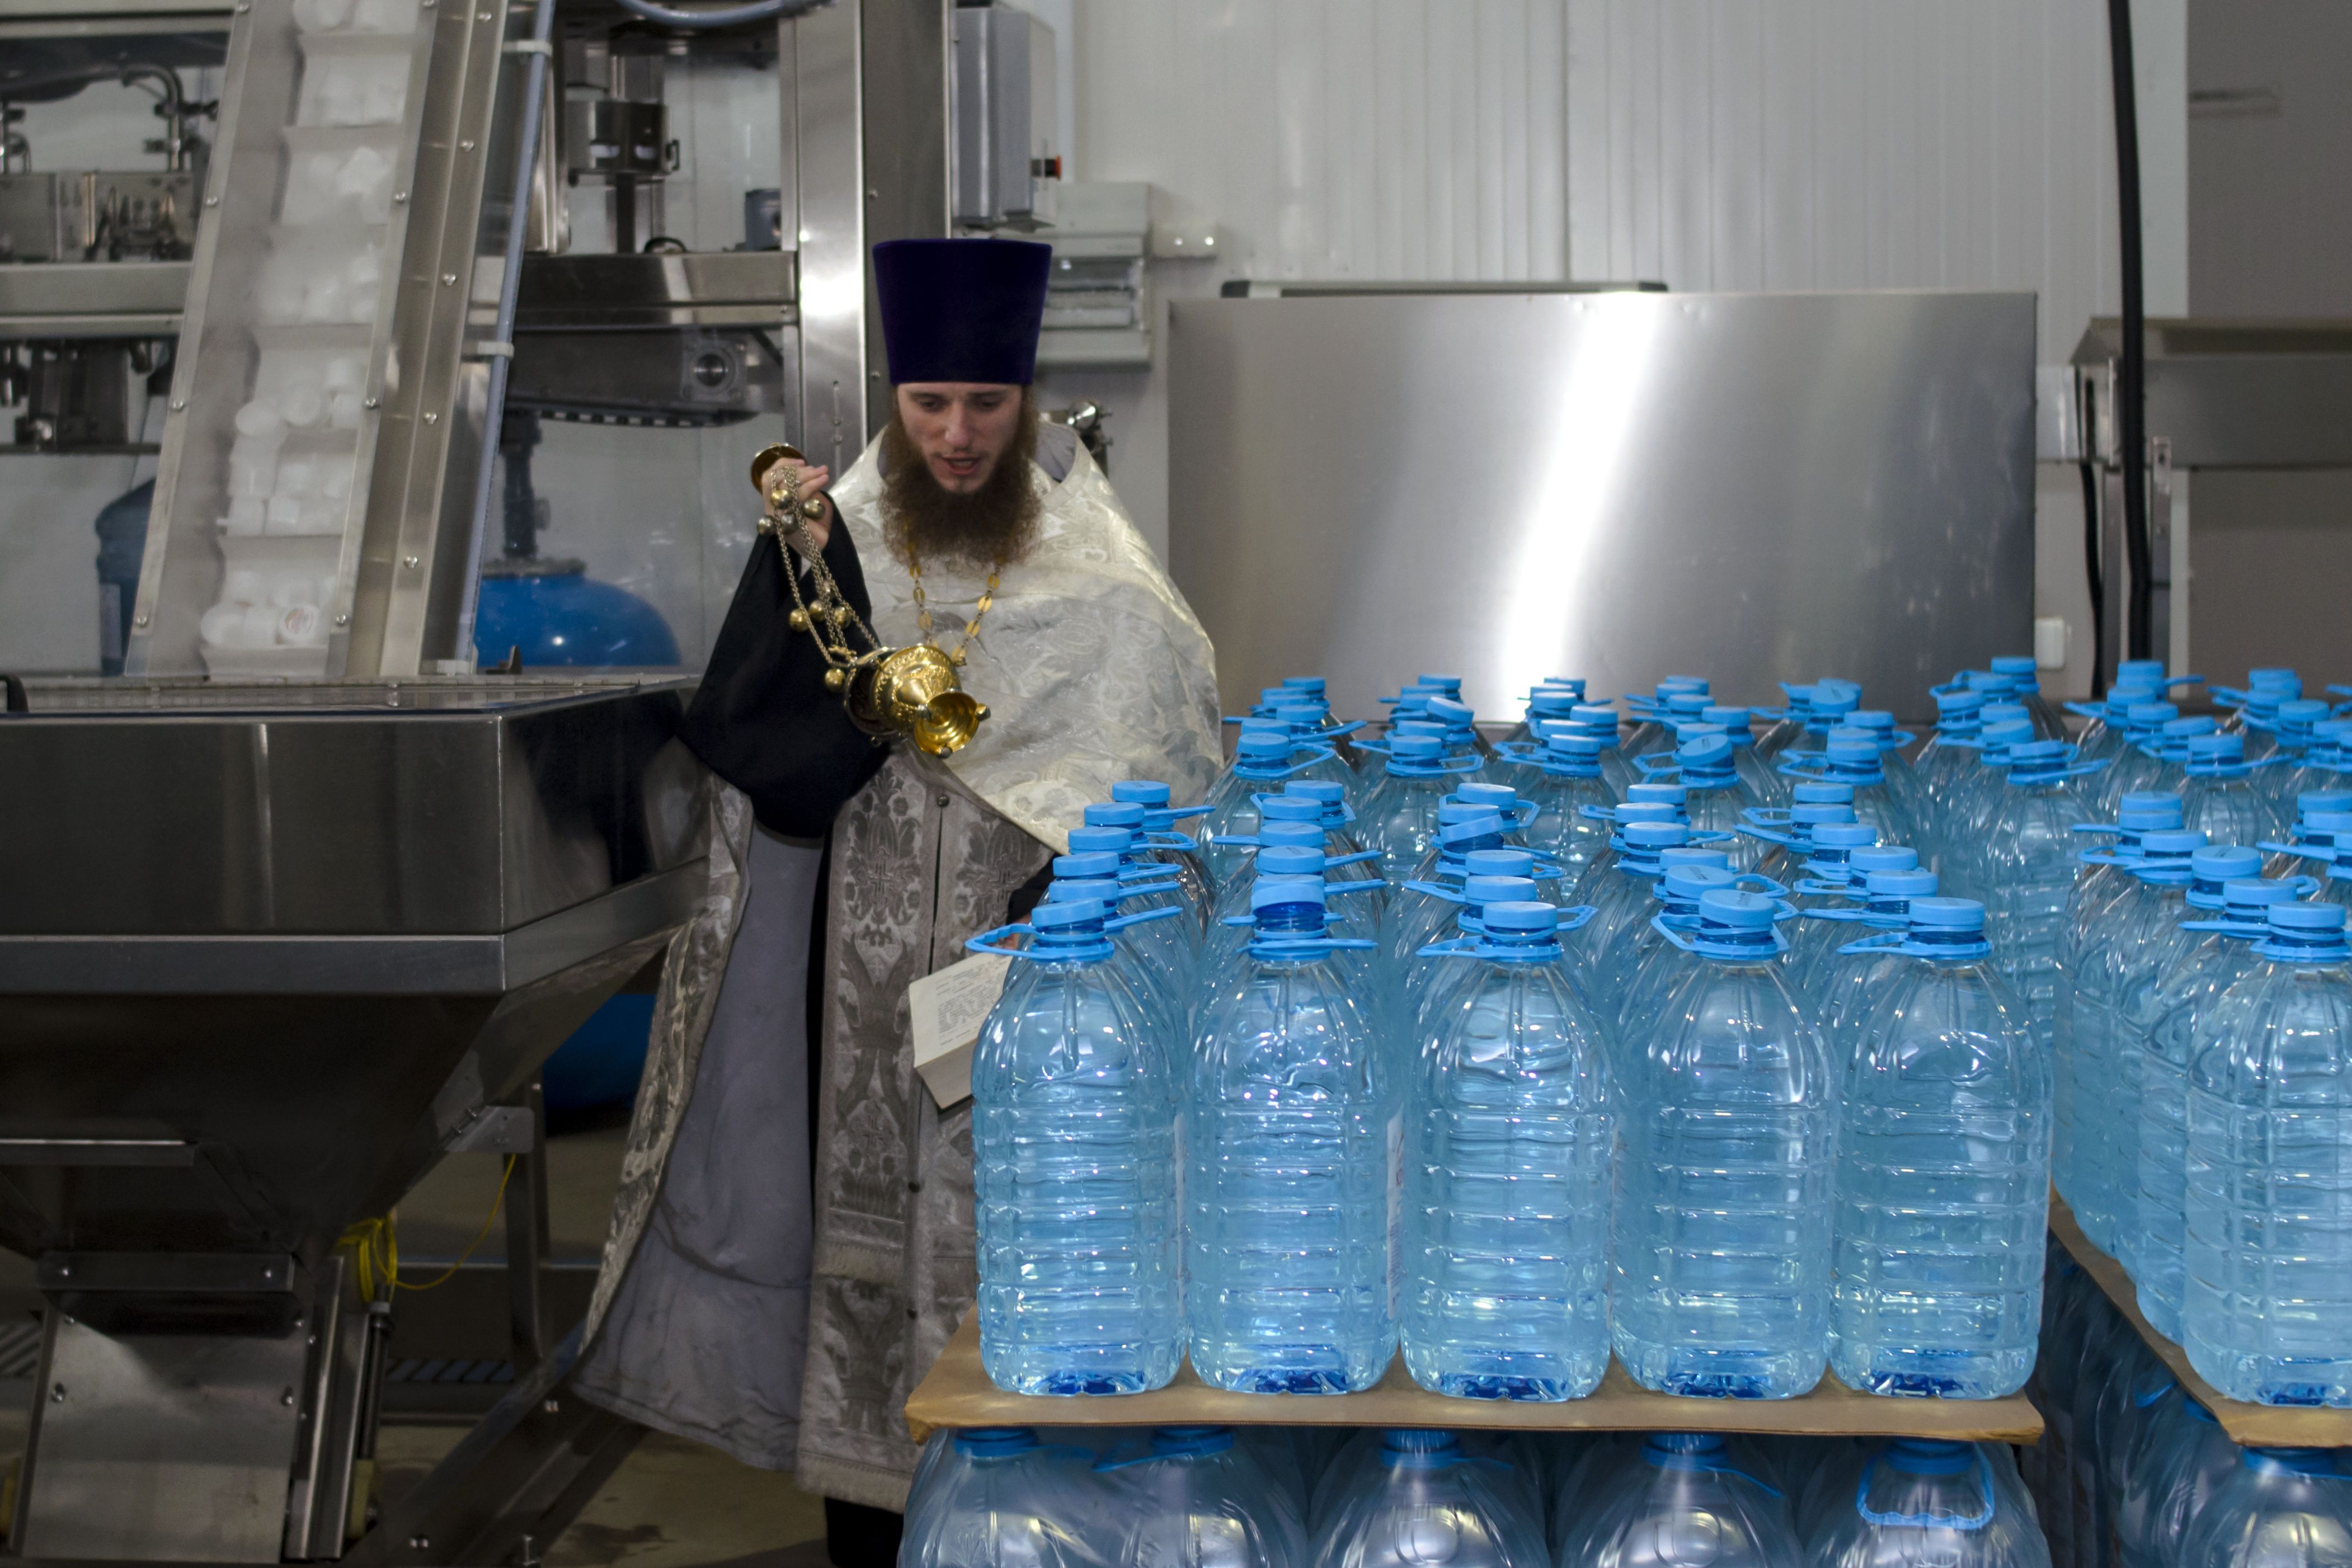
[1109,779,1216,916]
[1808,867,1940,1054]
[1913,688,1989,826]
[2114,1397,2241,1566]
[1188,876,1396,1393]
[1314,1430,1550,1568]
[1988,653,2071,739]
[2138,872,2308,1343]
[1199,729,1338,890]
[1649,732,1768,870]
[1574,819,1699,992]
[1705,704,1787,809]
[1784,837,1909,995]
[1603,859,1739,1035]
[1942,719,2043,896]
[1613,889,1837,1399]
[1973,740,2096,1056]
[2182,901,2352,1406]
[1830,897,2048,1399]
[1039,865,1189,1042]
[1403,872,1539,1040]
[1099,1426,1311,1568]
[968,897,1180,1395]
[2092,702,2184,820]
[1404,900,1615,1401]
[2180,732,2287,850]
[2177,1446,2352,1568]
[1807,1439,2052,1568]
[1510,731,1619,883]
[1358,733,1480,883]
[901,1428,1112,1568]
[1555,1433,1799,1568]
[2069,828,2205,1262]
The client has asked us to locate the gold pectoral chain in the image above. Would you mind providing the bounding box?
[906,558,1001,668]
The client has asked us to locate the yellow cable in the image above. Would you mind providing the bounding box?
[335,1153,516,1297]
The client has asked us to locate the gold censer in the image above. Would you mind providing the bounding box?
[750,444,988,757]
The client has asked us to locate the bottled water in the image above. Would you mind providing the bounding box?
[967,897,1180,1395]
[1040,862,1189,1041]
[1809,867,1940,1061]
[1188,877,1396,1393]
[1099,1426,1310,1568]
[1614,889,1837,1399]
[1555,1433,1798,1568]
[1651,732,1768,870]
[1941,720,2041,891]
[1777,728,1917,857]
[2182,901,2352,1405]
[1743,791,1860,886]
[1829,897,2048,1399]
[2068,827,2205,1260]
[2178,1447,2352,1568]
[1987,653,2071,738]
[2132,857,2287,1341]
[2113,1397,2240,1566]
[1083,801,1209,935]
[1509,731,1617,882]
[902,1428,1111,1568]
[1623,676,1711,759]
[1399,870,1537,1034]
[1110,779,1215,915]
[1314,1430,1549,1568]
[1782,835,1906,992]
[2180,732,2287,849]
[1403,900,1615,1400]
[1358,734,1480,882]
[1574,819,1700,983]
[1912,689,1989,820]
[1604,860,1739,1033]
[1807,1440,2051,1568]
[2092,702,2182,820]
[1199,729,1338,889]
[1973,740,2098,1055]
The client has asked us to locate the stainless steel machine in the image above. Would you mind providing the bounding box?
[0,0,1065,1560]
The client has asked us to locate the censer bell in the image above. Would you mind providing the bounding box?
[750,443,989,759]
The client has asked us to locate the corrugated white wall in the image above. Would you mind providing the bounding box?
[1046,0,2187,698]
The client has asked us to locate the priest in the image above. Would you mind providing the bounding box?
[571,237,1221,1564]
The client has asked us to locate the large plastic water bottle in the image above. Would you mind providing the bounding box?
[967,897,1180,1395]
[1200,729,1336,889]
[1307,1428,1547,1543]
[1603,859,1740,1033]
[1574,820,1699,986]
[1614,889,1837,1399]
[902,1428,1111,1568]
[1912,689,1989,822]
[1314,1430,1550,1568]
[2114,1397,2241,1566]
[1188,876,1396,1393]
[1099,1426,1310,1568]
[1201,840,1391,1045]
[1782,835,1906,991]
[1808,1440,2051,1568]
[2182,901,2352,1406]
[1828,897,2048,1399]
[1939,719,2041,892]
[1807,868,1940,1053]
[2091,702,2184,819]
[1650,732,1767,870]
[1622,676,1711,759]
[2180,732,2287,850]
[2137,870,2308,1343]
[1403,872,1541,1035]
[2178,1447,2352,1568]
[1404,900,1615,1401]
[1509,732,1619,882]
[1743,789,1860,886]
[1555,1433,1798,1568]
[1039,864,1189,1040]
[1360,734,1480,882]
[2278,721,2352,809]
[1985,653,2069,738]
[1110,779,1216,914]
[1973,740,2098,1054]
[2069,828,2207,1260]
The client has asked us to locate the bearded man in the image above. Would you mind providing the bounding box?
[571,237,1220,1564]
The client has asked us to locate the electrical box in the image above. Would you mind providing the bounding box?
[1038,181,1149,369]
[950,5,1057,230]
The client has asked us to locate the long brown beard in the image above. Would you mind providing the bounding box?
[879,397,1042,575]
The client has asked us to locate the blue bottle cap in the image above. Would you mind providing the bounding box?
[1982,719,2038,748]
[954,1427,1039,1457]
[1848,710,1897,732]
[1417,674,1464,692]
[2186,733,2243,762]
[2125,701,2179,725]
[1235,732,1291,763]
[1258,822,1324,849]
[1527,691,1581,718]
[1045,877,1121,905]
[1991,654,2040,677]
[1461,849,1536,878]
[1695,889,1777,930]
[1790,803,1858,826]
[1812,823,1880,850]
[2313,812,2352,833]
[1793,782,1855,805]
[1867,868,1940,897]
[1678,734,1735,768]
[1702,704,1752,727]
[2279,698,2332,724]
[1658,675,1710,694]
[1907,896,1985,932]
[1979,700,2031,722]
[1935,688,1986,714]
[1887,1438,1976,1475]
[1111,779,1170,807]
[1280,675,1325,692]
[1427,696,1476,727]
[1663,864,1737,900]
[1545,733,1607,760]
[1659,846,1731,870]
[1811,686,1860,714]
[1389,734,1445,762]
[1462,875,1538,906]
[1270,703,1327,727]
[2141,828,2208,857]
[2117,799,2186,831]
[2248,666,2301,688]
[2009,740,2071,767]
[1260,796,1323,823]
[1436,801,1488,826]
[1626,783,1688,806]
[1570,704,1620,726]
[1084,801,1148,828]
[1664,692,1712,715]
[1614,802,1681,825]
[2190,845,2265,881]
[2224,878,2300,911]
[1823,734,1879,765]
[1250,875,1326,912]
[2269,902,2348,933]
[1256,845,1325,877]
[1436,813,1511,847]
[1285,779,1346,804]
[1847,845,1920,873]
[2298,790,2352,817]
[1066,825,1132,853]
[1623,822,1691,849]
[1455,781,1517,808]
[2161,715,2215,739]
[1484,900,1560,933]
[1031,899,1107,931]
[1053,851,1123,879]
[1149,1426,1235,1457]
[1392,719,1446,740]
[2123,790,2182,811]
[2118,658,2167,681]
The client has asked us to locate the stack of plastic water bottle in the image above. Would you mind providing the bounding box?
[965,668,2070,1406]
[902,1421,2055,1568]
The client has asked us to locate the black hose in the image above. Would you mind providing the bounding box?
[2107,0,2152,664]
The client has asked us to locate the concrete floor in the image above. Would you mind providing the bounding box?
[0,1118,832,1566]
